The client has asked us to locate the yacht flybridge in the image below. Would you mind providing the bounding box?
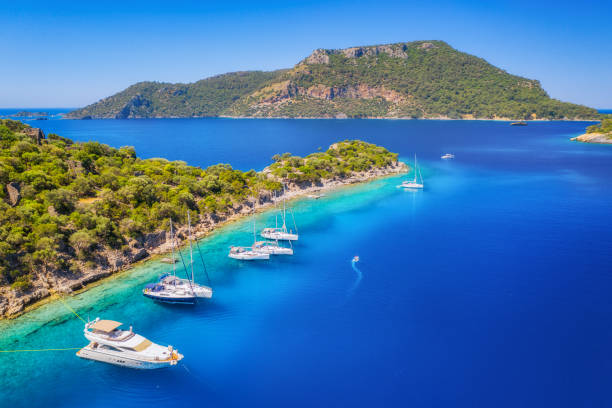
[143,215,213,304]
[76,318,183,369]
[401,154,424,189]
[261,190,299,241]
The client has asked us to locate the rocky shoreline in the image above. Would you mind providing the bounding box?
[571,133,612,144]
[0,162,407,319]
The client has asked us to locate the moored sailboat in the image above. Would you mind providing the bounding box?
[261,189,299,241]
[143,214,213,304]
[401,154,424,189]
[229,216,270,260]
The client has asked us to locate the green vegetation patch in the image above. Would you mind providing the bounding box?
[0,120,398,290]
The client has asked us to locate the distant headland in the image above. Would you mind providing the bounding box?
[65,41,598,121]
[571,117,612,144]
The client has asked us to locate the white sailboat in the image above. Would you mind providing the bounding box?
[143,214,213,304]
[76,318,183,369]
[261,190,299,241]
[253,240,293,255]
[229,216,270,260]
[401,154,424,189]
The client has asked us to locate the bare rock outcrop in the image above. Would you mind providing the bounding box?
[23,127,45,145]
[6,182,21,206]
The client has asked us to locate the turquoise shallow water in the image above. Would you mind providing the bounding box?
[1,118,612,407]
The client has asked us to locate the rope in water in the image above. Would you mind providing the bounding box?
[0,290,85,353]
[52,290,87,323]
[0,347,81,353]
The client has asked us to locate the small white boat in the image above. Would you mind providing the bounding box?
[353,256,360,262]
[401,154,424,189]
[253,240,293,255]
[228,246,270,260]
[441,153,455,160]
[77,318,183,369]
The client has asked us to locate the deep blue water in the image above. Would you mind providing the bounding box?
[1,117,612,408]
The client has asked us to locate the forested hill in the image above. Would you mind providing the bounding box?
[65,71,283,119]
[67,41,598,120]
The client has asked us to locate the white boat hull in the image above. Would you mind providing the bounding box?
[258,247,293,255]
[228,252,270,260]
[261,231,299,241]
[77,345,180,369]
[401,182,424,189]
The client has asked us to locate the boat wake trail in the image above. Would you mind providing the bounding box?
[347,260,363,297]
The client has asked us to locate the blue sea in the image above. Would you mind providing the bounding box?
[1,114,612,407]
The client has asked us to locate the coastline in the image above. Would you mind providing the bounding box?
[571,132,612,144]
[61,115,599,122]
[0,162,408,320]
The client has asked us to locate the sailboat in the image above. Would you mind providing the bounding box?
[401,154,424,189]
[143,214,213,304]
[228,216,270,260]
[253,239,293,255]
[261,189,299,241]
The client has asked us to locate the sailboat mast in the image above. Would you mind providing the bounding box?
[187,211,194,283]
[282,185,287,230]
[170,220,176,277]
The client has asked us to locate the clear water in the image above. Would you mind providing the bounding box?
[1,117,611,408]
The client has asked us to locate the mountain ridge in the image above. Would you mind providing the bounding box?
[66,41,599,120]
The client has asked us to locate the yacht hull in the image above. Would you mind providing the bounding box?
[228,253,270,260]
[260,231,299,241]
[77,346,179,369]
[401,182,424,189]
[143,292,197,304]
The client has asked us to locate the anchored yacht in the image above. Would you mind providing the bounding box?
[253,240,293,255]
[143,215,213,304]
[261,189,299,241]
[229,246,270,260]
[401,154,424,189]
[76,318,183,369]
[441,153,455,160]
[229,216,270,260]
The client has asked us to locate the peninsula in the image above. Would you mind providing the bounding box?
[65,41,598,121]
[0,119,407,318]
[571,117,612,144]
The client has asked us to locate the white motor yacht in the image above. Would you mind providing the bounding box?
[253,240,293,255]
[441,153,455,160]
[228,246,270,260]
[76,318,183,369]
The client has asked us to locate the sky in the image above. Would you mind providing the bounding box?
[1,0,610,109]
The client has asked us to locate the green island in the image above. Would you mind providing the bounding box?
[0,119,405,317]
[571,116,612,144]
[66,41,599,121]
